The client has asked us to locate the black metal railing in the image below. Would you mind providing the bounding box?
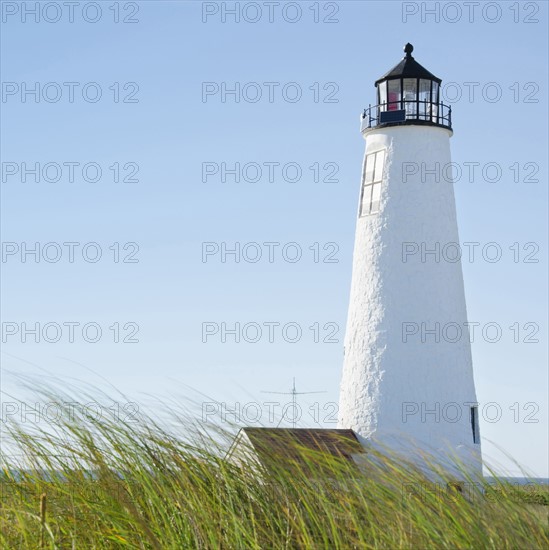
[361,100,452,130]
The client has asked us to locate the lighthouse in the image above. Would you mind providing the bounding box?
[338,44,482,476]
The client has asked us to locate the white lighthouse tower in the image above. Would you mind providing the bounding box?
[338,44,481,476]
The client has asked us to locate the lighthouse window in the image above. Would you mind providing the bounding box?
[431,82,440,122]
[432,81,439,103]
[470,406,480,444]
[373,151,385,182]
[419,79,431,120]
[403,79,417,117]
[388,80,400,111]
[360,149,385,216]
[371,182,381,210]
[378,81,387,111]
[364,153,375,183]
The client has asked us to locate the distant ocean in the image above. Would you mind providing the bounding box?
[484,477,549,486]
[3,471,548,485]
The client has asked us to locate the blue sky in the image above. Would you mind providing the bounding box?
[1,1,548,477]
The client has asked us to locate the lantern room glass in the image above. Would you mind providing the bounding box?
[403,78,417,117]
[431,81,439,122]
[373,77,448,127]
[419,79,431,121]
[387,80,400,111]
[378,81,387,112]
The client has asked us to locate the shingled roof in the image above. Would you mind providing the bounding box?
[225,428,367,476]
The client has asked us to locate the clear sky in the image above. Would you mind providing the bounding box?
[1,1,547,477]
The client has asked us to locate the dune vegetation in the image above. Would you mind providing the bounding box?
[1,382,547,549]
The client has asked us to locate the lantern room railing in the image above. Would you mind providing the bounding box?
[361,100,452,131]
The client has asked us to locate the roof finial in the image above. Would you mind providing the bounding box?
[404,42,414,58]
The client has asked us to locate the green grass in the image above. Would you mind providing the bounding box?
[1,382,547,549]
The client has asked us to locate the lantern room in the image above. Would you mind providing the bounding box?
[362,43,452,131]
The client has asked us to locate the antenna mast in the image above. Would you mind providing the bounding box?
[261,377,326,428]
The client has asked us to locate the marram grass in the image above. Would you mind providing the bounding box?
[1,382,547,549]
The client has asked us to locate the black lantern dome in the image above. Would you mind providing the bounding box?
[362,43,451,130]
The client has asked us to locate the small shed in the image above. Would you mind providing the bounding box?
[225,427,368,478]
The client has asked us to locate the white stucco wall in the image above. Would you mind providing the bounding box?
[338,124,481,477]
